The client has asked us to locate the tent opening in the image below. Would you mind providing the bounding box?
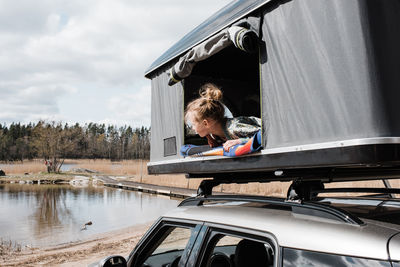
[183,45,261,145]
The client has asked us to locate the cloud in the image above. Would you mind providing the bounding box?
[0,0,232,126]
[0,84,75,124]
[106,85,151,127]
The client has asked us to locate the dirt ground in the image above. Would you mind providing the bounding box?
[0,223,152,267]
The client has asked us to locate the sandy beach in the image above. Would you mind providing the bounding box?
[1,223,152,267]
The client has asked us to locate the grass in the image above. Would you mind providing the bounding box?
[0,238,22,256]
[66,159,147,176]
[0,159,46,174]
[1,159,400,198]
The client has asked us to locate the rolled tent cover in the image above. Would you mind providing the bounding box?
[168,17,260,86]
[228,26,258,53]
[167,29,230,86]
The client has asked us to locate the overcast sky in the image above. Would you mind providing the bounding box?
[0,0,232,128]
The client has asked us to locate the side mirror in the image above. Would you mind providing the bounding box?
[99,255,127,267]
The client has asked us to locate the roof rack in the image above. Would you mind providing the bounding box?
[186,171,400,226]
[196,177,400,201]
[179,194,365,226]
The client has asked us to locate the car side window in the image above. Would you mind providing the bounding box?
[199,232,275,267]
[282,247,391,267]
[141,226,193,267]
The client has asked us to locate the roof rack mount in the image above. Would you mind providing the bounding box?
[196,177,400,202]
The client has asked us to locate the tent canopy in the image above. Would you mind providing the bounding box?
[145,0,270,78]
[145,0,400,179]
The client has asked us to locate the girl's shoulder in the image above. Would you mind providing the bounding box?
[226,116,261,138]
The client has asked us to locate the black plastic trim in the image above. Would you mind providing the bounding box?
[179,195,365,226]
[148,144,400,183]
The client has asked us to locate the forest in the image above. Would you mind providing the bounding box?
[0,121,150,164]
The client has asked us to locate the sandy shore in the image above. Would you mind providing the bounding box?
[1,223,152,267]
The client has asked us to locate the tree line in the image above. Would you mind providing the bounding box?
[0,121,150,164]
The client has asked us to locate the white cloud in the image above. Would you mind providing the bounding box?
[106,85,151,127]
[0,84,75,124]
[0,0,232,127]
[46,14,61,34]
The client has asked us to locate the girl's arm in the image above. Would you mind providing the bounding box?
[223,139,243,151]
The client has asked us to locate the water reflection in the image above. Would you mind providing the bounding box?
[0,184,180,247]
[31,186,73,239]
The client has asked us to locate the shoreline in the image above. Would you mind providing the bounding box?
[0,172,197,199]
[1,222,152,267]
[0,173,181,267]
[0,162,289,266]
[0,172,190,267]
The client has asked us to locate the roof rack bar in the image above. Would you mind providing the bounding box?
[382,179,395,198]
[314,187,400,195]
[178,195,364,226]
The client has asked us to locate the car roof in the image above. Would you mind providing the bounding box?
[162,198,400,261]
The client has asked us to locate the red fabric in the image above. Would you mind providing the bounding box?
[233,139,253,156]
[206,134,220,148]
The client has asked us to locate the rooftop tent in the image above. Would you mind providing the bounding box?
[145,0,400,179]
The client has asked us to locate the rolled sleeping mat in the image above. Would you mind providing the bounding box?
[180,130,262,157]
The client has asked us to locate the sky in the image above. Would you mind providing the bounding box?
[0,0,232,128]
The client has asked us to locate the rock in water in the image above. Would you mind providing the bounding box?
[0,170,5,176]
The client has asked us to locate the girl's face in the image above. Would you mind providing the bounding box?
[188,112,209,137]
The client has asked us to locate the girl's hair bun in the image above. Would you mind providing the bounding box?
[199,83,223,101]
[185,83,225,124]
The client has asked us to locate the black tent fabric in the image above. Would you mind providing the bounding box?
[260,0,400,148]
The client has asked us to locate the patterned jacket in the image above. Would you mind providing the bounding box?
[206,116,261,147]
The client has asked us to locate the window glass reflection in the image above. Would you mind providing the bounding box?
[283,248,391,267]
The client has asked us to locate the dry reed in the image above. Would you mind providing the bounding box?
[72,159,203,190]
[0,159,46,174]
[1,159,399,198]
[73,159,146,176]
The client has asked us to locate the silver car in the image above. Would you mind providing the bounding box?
[89,181,400,267]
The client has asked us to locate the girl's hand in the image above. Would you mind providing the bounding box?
[223,139,242,151]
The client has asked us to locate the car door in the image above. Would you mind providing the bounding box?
[127,218,204,267]
[189,223,278,267]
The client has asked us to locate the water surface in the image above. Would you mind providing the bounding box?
[0,184,180,247]
[59,163,77,172]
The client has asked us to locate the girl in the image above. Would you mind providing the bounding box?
[185,83,261,152]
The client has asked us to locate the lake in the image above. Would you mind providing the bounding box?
[0,183,180,247]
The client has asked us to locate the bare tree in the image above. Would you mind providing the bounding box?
[32,121,76,173]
